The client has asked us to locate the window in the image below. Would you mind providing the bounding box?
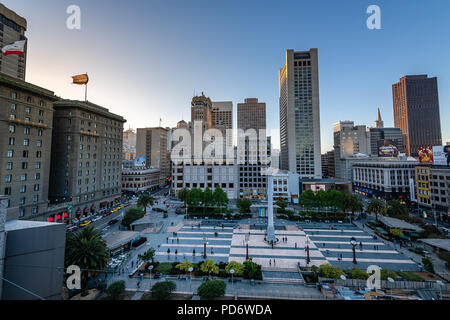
[4,187,11,195]
[35,173,40,180]
[9,114,16,119]
[24,139,29,146]
[34,184,40,191]
[23,150,28,158]
[40,100,45,107]
[20,198,26,205]
[32,207,38,214]
[36,151,41,158]
[8,137,15,145]
[6,162,13,170]
[25,107,31,113]
[11,92,17,99]
[9,125,15,133]
[38,129,43,136]
[7,150,13,158]
[21,174,27,181]
[33,195,39,202]
[22,162,28,169]
[37,140,42,147]
[11,103,16,110]
[19,208,25,217]
[5,175,12,183]
[20,186,26,193]
[24,127,30,135]
[35,162,41,169]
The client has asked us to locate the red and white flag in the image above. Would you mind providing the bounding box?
[2,40,26,56]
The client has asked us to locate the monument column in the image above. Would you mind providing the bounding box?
[266,174,277,243]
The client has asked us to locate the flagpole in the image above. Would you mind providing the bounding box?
[85,72,88,102]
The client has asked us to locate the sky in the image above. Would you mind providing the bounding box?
[3,0,450,152]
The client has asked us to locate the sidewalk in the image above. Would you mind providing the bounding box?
[354,215,450,281]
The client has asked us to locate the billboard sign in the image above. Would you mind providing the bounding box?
[310,184,326,192]
[418,147,433,163]
[433,145,450,166]
[134,156,146,167]
[378,139,399,158]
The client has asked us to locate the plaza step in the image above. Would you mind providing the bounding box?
[262,277,305,285]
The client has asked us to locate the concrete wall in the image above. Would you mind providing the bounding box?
[2,221,66,300]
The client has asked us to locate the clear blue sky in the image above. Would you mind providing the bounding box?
[3,0,450,151]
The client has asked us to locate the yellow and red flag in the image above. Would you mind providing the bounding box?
[72,73,89,85]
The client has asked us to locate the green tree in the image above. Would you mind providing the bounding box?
[237,198,252,213]
[137,194,154,214]
[178,187,190,207]
[326,189,346,212]
[366,199,387,221]
[200,259,219,279]
[187,188,203,208]
[65,226,109,293]
[202,187,214,207]
[176,260,194,273]
[344,194,363,218]
[275,200,287,211]
[318,264,345,279]
[422,257,435,273]
[197,280,226,299]
[138,247,155,264]
[121,207,145,228]
[387,200,408,217]
[299,189,316,208]
[389,228,404,237]
[106,280,125,300]
[214,185,229,213]
[151,281,176,300]
[243,258,259,279]
[225,261,245,276]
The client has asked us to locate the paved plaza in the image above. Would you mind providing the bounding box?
[154,219,420,272]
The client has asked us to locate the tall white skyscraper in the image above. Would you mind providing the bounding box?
[279,48,321,179]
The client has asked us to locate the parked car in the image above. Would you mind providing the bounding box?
[80,220,92,227]
[108,219,119,226]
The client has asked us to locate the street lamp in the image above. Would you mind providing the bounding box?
[188,267,193,293]
[245,232,250,260]
[203,233,208,259]
[149,265,154,288]
[436,280,444,300]
[305,235,311,265]
[387,277,394,300]
[230,269,235,295]
[350,236,357,264]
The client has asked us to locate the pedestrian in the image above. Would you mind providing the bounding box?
[374,245,376,250]
[295,243,297,248]
[273,259,276,266]
[269,259,272,266]
[131,261,134,268]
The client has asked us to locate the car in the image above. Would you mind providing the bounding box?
[108,219,119,226]
[80,220,92,227]
[153,207,168,213]
[92,216,102,222]
[175,207,185,214]
[67,225,78,232]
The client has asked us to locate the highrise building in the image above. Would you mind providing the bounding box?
[279,48,321,178]
[333,121,371,180]
[0,4,27,80]
[392,75,442,156]
[369,127,404,156]
[0,73,58,221]
[49,100,126,220]
[122,127,136,159]
[136,127,170,184]
[191,92,213,131]
[211,101,233,130]
[237,98,269,199]
[321,150,335,178]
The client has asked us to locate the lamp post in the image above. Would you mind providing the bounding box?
[230,269,235,296]
[305,235,311,265]
[387,277,394,300]
[149,265,154,288]
[203,233,207,259]
[436,280,444,300]
[188,267,193,293]
[350,236,357,264]
[245,232,250,260]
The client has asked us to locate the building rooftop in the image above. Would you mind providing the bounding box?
[103,231,139,249]
[378,216,424,232]
[0,73,57,100]
[5,220,63,231]
[299,178,351,184]
[54,100,126,123]
[419,238,450,252]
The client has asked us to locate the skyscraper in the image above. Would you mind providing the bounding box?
[279,48,321,178]
[211,101,233,130]
[237,98,268,199]
[392,75,442,156]
[0,3,27,80]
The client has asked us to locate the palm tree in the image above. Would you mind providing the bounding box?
[65,226,109,294]
[344,194,363,220]
[366,199,387,221]
[137,194,154,214]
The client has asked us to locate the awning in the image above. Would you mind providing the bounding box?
[369,220,380,225]
[376,227,388,235]
[408,232,421,238]
[399,234,410,240]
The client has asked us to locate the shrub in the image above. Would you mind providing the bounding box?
[397,272,424,282]
[380,269,397,281]
[197,280,226,299]
[422,257,435,273]
[345,268,368,280]
[318,264,345,279]
[151,281,176,300]
[106,280,126,300]
[156,262,174,274]
[225,261,245,276]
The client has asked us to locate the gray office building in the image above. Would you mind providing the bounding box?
[279,48,321,178]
